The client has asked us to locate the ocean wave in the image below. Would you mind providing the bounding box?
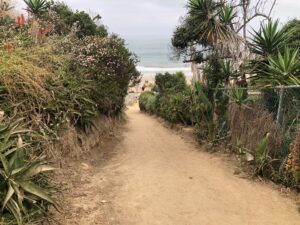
[137,66,192,74]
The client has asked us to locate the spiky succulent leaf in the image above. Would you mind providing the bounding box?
[23,0,48,16]
[18,181,55,205]
[250,20,288,56]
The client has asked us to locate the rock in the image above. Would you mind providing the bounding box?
[81,163,90,170]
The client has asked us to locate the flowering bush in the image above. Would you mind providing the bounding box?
[0,1,141,223]
[69,35,141,114]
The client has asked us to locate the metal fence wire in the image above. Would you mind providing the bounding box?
[216,85,300,125]
[213,85,300,157]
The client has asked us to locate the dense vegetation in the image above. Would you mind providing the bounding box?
[0,0,140,224]
[141,0,300,191]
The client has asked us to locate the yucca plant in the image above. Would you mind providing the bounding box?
[253,47,300,86]
[188,0,231,46]
[220,60,238,84]
[0,119,56,224]
[266,47,300,86]
[254,133,277,176]
[250,20,288,57]
[23,0,48,17]
[230,88,251,107]
[219,4,236,26]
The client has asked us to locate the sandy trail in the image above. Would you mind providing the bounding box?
[54,104,300,225]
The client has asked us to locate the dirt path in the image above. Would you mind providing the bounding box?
[53,104,300,225]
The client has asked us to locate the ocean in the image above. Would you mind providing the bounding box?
[125,35,192,76]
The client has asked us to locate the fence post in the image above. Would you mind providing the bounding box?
[276,86,284,124]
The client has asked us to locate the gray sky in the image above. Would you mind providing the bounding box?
[62,0,300,39]
[63,0,187,38]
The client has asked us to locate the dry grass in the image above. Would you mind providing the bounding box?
[0,48,57,121]
[229,104,283,157]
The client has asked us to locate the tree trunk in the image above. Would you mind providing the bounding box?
[190,45,201,83]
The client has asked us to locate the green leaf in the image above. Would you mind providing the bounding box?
[0,124,10,134]
[256,133,270,159]
[2,184,15,211]
[22,162,56,179]
[11,183,26,214]
[18,181,56,205]
[6,198,23,225]
[4,144,30,157]
[0,153,10,174]
[9,150,25,170]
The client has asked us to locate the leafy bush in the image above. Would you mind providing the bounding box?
[0,45,95,135]
[68,35,141,115]
[282,19,300,51]
[49,1,108,38]
[156,91,193,125]
[155,72,187,94]
[0,2,141,223]
[150,72,194,124]
[139,91,157,114]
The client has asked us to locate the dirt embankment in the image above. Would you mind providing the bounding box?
[51,105,300,225]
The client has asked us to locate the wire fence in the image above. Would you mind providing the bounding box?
[216,85,300,126]
[214,85,300,157]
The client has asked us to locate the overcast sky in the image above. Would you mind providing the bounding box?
[60,0,300,39]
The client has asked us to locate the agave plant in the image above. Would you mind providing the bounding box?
[249,21,294,86]
[254,133,278,176]
[0,119,56,224]
[220,60,238,83]
[253,47,300,86]
[230,88,252,107]
[23,0,48,17]
[267,47,300,85]
[250,20,288,57]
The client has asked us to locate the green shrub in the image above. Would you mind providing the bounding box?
[156,91,193,125]
[0,5,140,223]
[67,35,141,115]
[139,91,157,114]
[155,71,187,94]
[0,45,96,135]
[49,1,108,38]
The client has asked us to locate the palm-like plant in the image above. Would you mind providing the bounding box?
[231,88,251,106]
[265,47,300,86]
[187,0,233,46]
[219,4,236,26]
[23,0,48,17]
[220,60,238,83]
[249,20,291,86]
[250,20,288,57]
[0,119,56,224]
